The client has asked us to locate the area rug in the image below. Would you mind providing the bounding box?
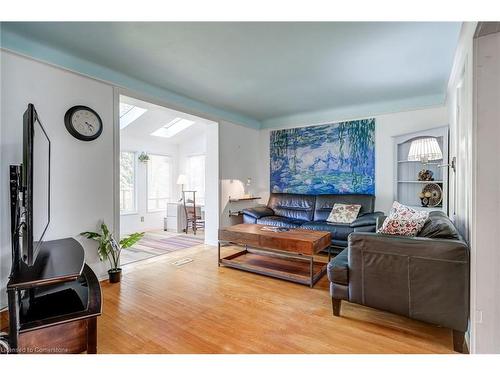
[121,233,204,265]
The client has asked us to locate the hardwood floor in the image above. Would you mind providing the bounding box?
[97,244,456,354]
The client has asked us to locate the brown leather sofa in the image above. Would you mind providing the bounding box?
[328,211,470,353]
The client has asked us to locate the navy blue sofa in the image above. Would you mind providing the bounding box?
[242,193,383,251]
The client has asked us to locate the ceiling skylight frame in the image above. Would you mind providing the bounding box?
[150,117,196,138]
[119,103,148,129]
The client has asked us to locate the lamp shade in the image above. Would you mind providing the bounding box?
[407,138,443,163]
[176,174,188,185]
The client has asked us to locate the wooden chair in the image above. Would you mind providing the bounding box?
[182,190,205,235]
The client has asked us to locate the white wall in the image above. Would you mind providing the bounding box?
[219,121,262,228]
[446,23,476,240]
[0,50,114,308]
[204,124,219,245]
[258,106,448,214]
[445,22,476,351]
[470,30,500,354]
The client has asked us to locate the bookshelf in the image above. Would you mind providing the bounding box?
[394,126,449,213]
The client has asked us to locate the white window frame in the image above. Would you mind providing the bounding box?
[146,153,173,213]
[119,150,138,215]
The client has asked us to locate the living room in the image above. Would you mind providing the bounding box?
[1,1,500,371]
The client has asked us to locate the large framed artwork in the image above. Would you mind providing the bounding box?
[270,118,375,195]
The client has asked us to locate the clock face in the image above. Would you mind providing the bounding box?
[72,109,100,137]
[65,106,103,141]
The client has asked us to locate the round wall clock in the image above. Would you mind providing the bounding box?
[64,106,103,141]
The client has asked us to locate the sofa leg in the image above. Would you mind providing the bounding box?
[332,298,342,317]
[452,330,465,353]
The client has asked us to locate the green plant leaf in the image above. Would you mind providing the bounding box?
[80,231,101,239]
[101,223,110,238]
[119,232,145,249]
[98,242,109,261]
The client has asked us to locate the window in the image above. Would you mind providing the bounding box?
[119,102,147,129]
[120,151,136,213]
[150,117,195,138]
[147,154,172,211]
[186,155,206,204]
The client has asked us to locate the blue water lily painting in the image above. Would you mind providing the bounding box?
[270,119,375,195]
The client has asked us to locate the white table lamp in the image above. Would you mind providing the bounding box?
[407,137,443,164]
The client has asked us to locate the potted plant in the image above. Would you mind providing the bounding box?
[138,152,150,163]
[81,223,144,283]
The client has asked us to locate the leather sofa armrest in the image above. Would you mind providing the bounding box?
[376,214,387,230]
[350,211,385,228]
[348,232,470,264]
[242,206,274,219]
[327,249,348,285]
[328,249,350,301]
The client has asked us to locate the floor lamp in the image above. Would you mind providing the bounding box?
[177,174,188,201]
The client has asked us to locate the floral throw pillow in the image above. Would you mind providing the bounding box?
[379,201,429,236]
[327,203,361,224]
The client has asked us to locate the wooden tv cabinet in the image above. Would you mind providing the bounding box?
[6,238,102,354]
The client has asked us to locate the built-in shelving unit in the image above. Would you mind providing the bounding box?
[394,126,449,213]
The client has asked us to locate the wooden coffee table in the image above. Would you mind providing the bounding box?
[218,224,331,287]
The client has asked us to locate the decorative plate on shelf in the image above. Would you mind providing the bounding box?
[421,183,443,207]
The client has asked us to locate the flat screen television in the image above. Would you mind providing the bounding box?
[18,103,51,266]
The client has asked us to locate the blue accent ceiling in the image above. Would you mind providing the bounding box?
[0,22,461,129]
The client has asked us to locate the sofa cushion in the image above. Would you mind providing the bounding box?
[379,201,428,237]
[256,216,305,228]
[417,211,461,240]
[242,206,274,219]
[267,193,316,221]
[301,220,353,241]
[314,194,375,221]
[327,248,348,285]
[327,203,361,224]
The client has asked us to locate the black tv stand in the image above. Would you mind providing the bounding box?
[7,238,102,354]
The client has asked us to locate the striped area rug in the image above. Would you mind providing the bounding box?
[121,233,204,265]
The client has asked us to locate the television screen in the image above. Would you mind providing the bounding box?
[22,104,51,266]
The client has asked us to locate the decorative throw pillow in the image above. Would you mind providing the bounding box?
[378,201,429,236]
[327,203,362,224]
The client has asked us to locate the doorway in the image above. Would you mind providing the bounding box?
[115,93,219,266]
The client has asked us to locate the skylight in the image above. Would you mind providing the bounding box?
[151,118,195,138]
[119,103,147,129]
